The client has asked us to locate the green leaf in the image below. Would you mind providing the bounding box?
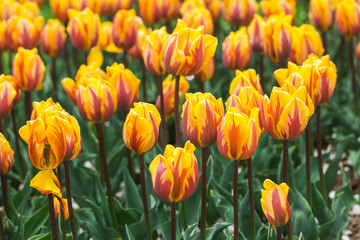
[124,168,142,210]
[27,233,51,240]
[311,184,334,225]
[24,203,49,239]
[125,225,135,240]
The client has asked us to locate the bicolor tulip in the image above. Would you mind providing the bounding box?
[248,14,265,54]
[106,63,140,111]
[128,25,148,60]
[1,0,39,20]
[182,92,224,147]
[155,75,189,118]
[149,141,199,202]
[54,197,69,220]
[0,133,14,175]
[82,0,110,17]
[6,15,44,52]
[139,0,164,25]
[123,102,161,155]
[260,0,296,19]
[67,8,100,51]
[142,27,169,75]
[41,19,67,58]
[203,0,223,20]
[18,0,45,7]
[223,0,258,26]
[261,83,314,140]
[112,9,140,50]
[0,74,21,104]
[260,179,291,227]
[309,0,333,31]
[335,0,360,37]
[195,58,215,82]
[180,0,206,15]
[163,19,218,76]
[182,7,214,35]
[162,0,181,20]
[12,47,45,92]
[263,14,293,63]
[288,24,324,65]
[357,42,360,59]
[222,27,252,70]
[0,21,7,52]
[97,22,122,53]
[108,0,133,15]
[49,0,74,22]
[0,75,17,118]
[229,69,263,96]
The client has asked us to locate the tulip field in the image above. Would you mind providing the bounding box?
[1,0,360,239]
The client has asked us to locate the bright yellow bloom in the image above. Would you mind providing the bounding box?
[0,133,14,175]
[223,0,258,26]
[54,197,69,220]
[163,19,218,76]
[1,0,40,20]
[0,75,17,118]
[139,0,164,25]
[230,69,264,96]
[12,47,45,92]
[149,141,199,202]
[97,22,122,53]
[0,21,7,52]
[49,0,75,22]
[309,0,333,31]
[128,25,149,60]
[248,14,265,54]
[87,47,103,68]
[260,0,296,19]
[18,0,44,7]
[182,7,214,35]
[30,170,62,197]
[222,27,252,71]
[41,19,67,58]
[112,9,140,50]
[123,102,161,155]
[182,92,224,147]
[195,58,215,82]
[335,0,360,37]
[260,179,291,227]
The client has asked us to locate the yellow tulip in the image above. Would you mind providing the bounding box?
[54,197,69,220]
[335,0,360,37]
[195,58,215,82]
[162,0,181,20]
[107,0,133,16]
[97,22,122,53]
[49,0,75,22]
[0,133,14,175]
[0,75,17,118]
[128,25,149,60]
[229,69,264,96]
[0,74,21,105]
[41,19,67,58]
[182,7,214,35]
[0,21,7,52]
[203,0,223,20]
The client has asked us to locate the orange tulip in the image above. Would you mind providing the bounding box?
[260,179,291,227]
[149,141,199,202]
[162,0,181,20]
[182,92,224,147]
[0,75,17,118]
[18,0,44,7]
[195,58,215,82]
[229,69,263,96]
[248,14,265,54]
[182,7,214,35]
[139,0,164,25]
[0,74,21,104]
[49,0,75,22]
[12,47,45,92]
[97,22,122,53]
[123,102,161,155]
[0,133,14,175]
[163,19,218,76]
[223,0,258,26]
[0,21,6,52]
[309,0,333,31]
[112,9,140,50]
[30,169,62,197]
[260,0,296,19]
[222,27,252,70]
[128,25,148,60]
[108,0,133,15]
[1,0,40,21]
[335,0,360,37]
[203,0,223,20]
[54,197,69,220]
[41,19,67,58]
[82,0,110,17]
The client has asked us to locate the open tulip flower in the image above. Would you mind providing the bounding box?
[223,0,258,26]
[41,19,67,58]
[229,69,264,96]
[309,0,333,32]
[260,0,296,19]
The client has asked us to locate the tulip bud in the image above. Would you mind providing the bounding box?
[0,75,21,105]
[112,9,140,50]
[203,0,223,20]
[0,21,7,52]
[0,133,14,175]
[123,102,161,154]
[309,0,333,31]
[163,0,181,20]
[222,27,253,70]
[156,75,189,118]
[83,0,110,17]
[356,42,360,59]
[248,14,265,54]
[182,92,224,147]
[0,75,17,118]
[1,0,39,21]
[139,0,164,25]
[54,197,69,220]
[150,141,199,202]
[6,15,44,52]
[128,25,148,60]
[195,58,215,82]
[12,47,45,92]
[97,22,122,53]
[263,14,293,63]
[260,179,291,227]
[41,19,67,58]
[108,0,133,16]
[335,0,360,37]
[224,0,258,26]
[229,69,263,96]
[18,0,44,7]
[182,7,214,35]
[49,0,74,22]
[260,0,296,19]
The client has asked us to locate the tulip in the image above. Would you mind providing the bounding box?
[0,75,17,119]
[53,197,69,220]
[248,14,265,54]
[98,21,122,53]
[263,14,293,63]
[162,0,181,20]
[108,0,133,16]
[41,19,67,58]
[309,0,333,32]
[195,58,215,85]
[229,69,263,96]
[260,0,296,19]
[18,0,44,7]
[128,25,148,60]
[357,42,360,59]
[260,179,291,227]
[182,7,214,35]
[139,0,164,25]
[0,0,39,20]
[0,74,21,104]
[49,0,74,22]
[0,133,14,175]
[83,0,110,17]
[0,21,6,52]
[203,0,223,20]
[223,0,258,26]
[222,27,253,71]
[335,0,360,38]
[112,9,140,50]
[6,15,44,52]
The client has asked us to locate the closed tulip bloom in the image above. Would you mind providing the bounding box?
[229,69,263,96]
[335,0,360,37]
[97,22,122,53]
[274,61,309,88]
[142,27,169,75]
[0,75,21,104]
[139,0,164,25]
[150,141,199,202]
[41,19,67,58]
[195,58,215,82]
[262,83,314,140]
[1,0,40,20]
[182,92,224,147]
[309,0,333,31]
[288,25,324,65]
[204,0,223,20]
[163,19,218,76]
[156,75,189,118]
[6,15,44,52]
[0,21,6,52]
[128,25,148,60]
[112,9,140,50]
[260,0,296,19]
[0,133,14,175]
[263,14,293,62]
[182,7,214,35]
[12,47,45,92]
[18,0,45,7]
[224,0,258,26]
[108,0,133,15]
[123,102,161,154]
[49,0,74,22]
[248,14,265,54]
[0,76,17,118]
[54,197,69,220]
[222,27,253,71]
[163,0,181,20]
[260,179,291,227]
[82,0,110,17]
[106,63,140,111]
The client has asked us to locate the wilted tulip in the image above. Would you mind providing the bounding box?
[97,22,122,53]
[223,0,258,26]
[6,15,44,52]
[309,0,333,31]
[123,102,161,155]
[0,75,17,118]
[41,19,67,58]
[54,197,69,220]
[195,58,215,82]
[223,27,253,70]
[162,0,181,20]
[149,141,199,202]
[0,21,6,52]
[260,0,296,19]
[335,0,360,37]
[139,0,164,25]
[182,7,214,35]
[49,0,74,22]
[260,179,291,227]
[0,133,14,175]
[12,47,45,92]
[229,69,263,96]
[128,25,148,60]
[112,9,140,50]
[263,14,293,63]
[30,169,62,197]
[248,14,265,54]
[163,19,218,76]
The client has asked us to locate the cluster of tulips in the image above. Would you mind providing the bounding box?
[0,0,357,239]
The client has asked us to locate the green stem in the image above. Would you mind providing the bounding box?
[247,158,255,240]
[233,160,239,240]
[200,147,208,240]
[174,75,181,146]
[0,211,5,240]
[1,175,9,218]
[51,58,57,102]
[11,110,25,178]
[64,37,72,77]
[25,91,32,120]
[63,161,78,240]
[141,60,148,102]
[171,202,176,240]
[283,141,293,240]
[157,74,167,148]
[305,125,312,208]
[349,38,359,115]
[60,199,66,240]
[316,106,328,205]
[48,194,58,240]
[259,54,264,90]
[181,201,188,231]
[321,31,328,54]
[123,51,128,68]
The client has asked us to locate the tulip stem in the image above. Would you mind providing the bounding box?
[8,52,12,75]
[171,202,176,240]
[174,75,181,146]
[259,54,264,90]
[25,91,32,120]
[283,140,293,240]
[200,147,208,240]
[64,38,72,77]
[247,158,256,240]
[157,74,167,148]
[0,210,5,240]
[56,165,62,185]
[63,160,78,240]
[123,51,128,68]
[277,227,282,240]
[0,52,3,75]
[337,36,345,96]
[139,154,153,240]
[84,50,88,64]
[48,194,58,240]
[349,38,359,115]
[181,201,188,230]
[122,111,135,182]
[197,80,204,93]
[316,106,328,206]
[1,175,9,218]
[141,60,148,102]
[51,58,58,102]
[59,200,66,240]
[95,123,119,232]
[305,125,312,208]
[11,110,25,178]
[233,160,239,240]
[321,31,327,54]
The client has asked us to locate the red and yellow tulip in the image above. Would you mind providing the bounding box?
[223,0,258,26]
[41,19,67,58]
[112,9,140,50]
[0,21,7,52]
[0,74,21,105]
[335,0,360,37]
[49,0,74,22]
[248,14,265,54]
[229,69,264,96]
[203,0,223,20]
[0,133,14,175]
[128,25,148,60]
[139,0,164,25]
[97,22,122,53]
[195,58,215,82]
[260,0,296,19]
[162,0,181,20]
[182,7,214,35]
[108,0,133,16]
[0,75,17,118]
[309,0,333,31]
